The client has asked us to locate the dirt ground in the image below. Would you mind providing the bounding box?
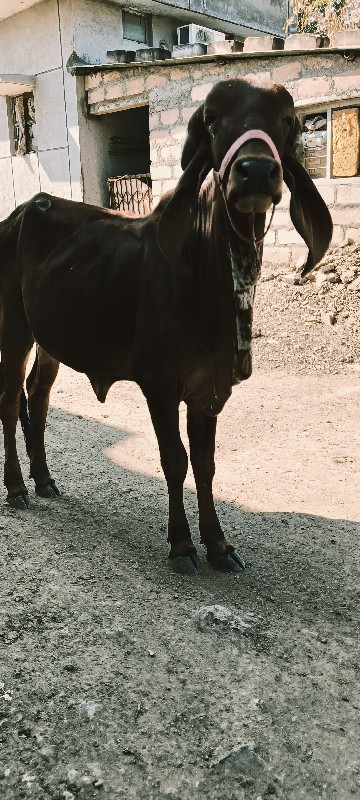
[1,282,360,799]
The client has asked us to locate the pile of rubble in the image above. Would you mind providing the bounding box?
[290,241,360,293]
[253,241,360,374]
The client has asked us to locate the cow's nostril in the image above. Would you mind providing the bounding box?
[237,162,249,179]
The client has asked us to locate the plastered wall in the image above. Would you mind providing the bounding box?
[0,0,82,216]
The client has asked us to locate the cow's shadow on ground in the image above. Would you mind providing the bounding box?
[4,404,359,629]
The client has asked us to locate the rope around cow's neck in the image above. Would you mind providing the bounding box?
[220,186,276,250]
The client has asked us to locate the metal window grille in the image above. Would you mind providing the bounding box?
[10,92,36,156]
[108,174,153,215]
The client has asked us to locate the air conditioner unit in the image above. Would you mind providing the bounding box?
[177,24,225,46]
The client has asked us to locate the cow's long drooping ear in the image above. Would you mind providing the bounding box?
[283,152,333,277]
[157,105,212,267]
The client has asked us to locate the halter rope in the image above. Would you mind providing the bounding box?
[213,129,281,248]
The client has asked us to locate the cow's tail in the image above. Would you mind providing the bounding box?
[0,361,34,458]
[19,385,33,458]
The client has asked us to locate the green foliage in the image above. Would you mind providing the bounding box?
[288,0,360,35]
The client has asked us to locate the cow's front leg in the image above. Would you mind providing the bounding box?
[187,407,245,572]
[146,394,200,574]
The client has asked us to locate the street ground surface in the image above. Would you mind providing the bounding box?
[0,260,359,799]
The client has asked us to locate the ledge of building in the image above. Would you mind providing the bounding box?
[0,74,36,95]
[72,46,360,76]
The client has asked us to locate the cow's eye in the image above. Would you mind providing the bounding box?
[285,115,294,128]
[204,113,217,131]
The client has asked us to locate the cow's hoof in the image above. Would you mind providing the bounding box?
[170,553,201,575]
[36,482,60,498]
[209,548,245,573]
[7,493,31,509]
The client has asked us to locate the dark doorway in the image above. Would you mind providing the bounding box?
[107,105,152,214]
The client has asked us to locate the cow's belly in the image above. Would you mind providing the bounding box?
[22,260,139,379]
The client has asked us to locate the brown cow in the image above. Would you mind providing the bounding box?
[0,79,332,573]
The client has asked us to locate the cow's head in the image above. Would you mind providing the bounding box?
[157,79,332,276]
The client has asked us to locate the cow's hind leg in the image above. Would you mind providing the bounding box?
[26,347,60,497]
[187,408,245,572]
[0,324,33,508]
[146,393,200,574]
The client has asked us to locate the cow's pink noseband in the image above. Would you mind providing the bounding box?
[212,129,282,248]
[213,129,281,185]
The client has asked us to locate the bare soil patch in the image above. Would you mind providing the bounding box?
[1,352,359,799]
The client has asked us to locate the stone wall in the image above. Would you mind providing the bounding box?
[84,49,360,265]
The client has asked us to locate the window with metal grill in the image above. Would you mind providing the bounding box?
[299,103,360,179]
[9,92,36,156]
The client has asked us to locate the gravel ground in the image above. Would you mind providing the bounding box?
[256,242,360,374]
[0,244,359,800]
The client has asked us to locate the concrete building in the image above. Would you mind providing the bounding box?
[0,0,287,219]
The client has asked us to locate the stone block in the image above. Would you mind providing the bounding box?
[262,246,290,265]
[243,36,284,53]
[146,74,168,90]
[149,113,159,131]
[261,229,276,245]
[331,225,345,244]
[103,70,124,85]
[290,245,307,262]
[296,76,331,99]
[336,182,360,205]
[182,106,198,123]
[271,210,291,229]
[332,30,360,48]
[151,129,169,145]
[271,61,301,83]
[84,73,102,91]
[191,83,214,102]
[151,164,173,180]
[284,34,328,51]
[135,48,171,62]
[106,50,135,64]
[126,77,146,96]
[173,163,183,179]
[160,144,181,163]
[318,185,335,205]
[104,83,124,102]
[331,206,358,225]
[332,69,360,95]
[241,71,271,86]
[170,68,191,81]
[207,40,243,55]
[88,86,106,105]
[162,179,177,193]
[151,180,162,199]
[172,44,207,59]
[172,126,187,142]
[277,228,304,245]
[161,108,179,126]
[345,227,360,243]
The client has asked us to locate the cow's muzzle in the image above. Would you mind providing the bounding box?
[213,129,283,245]
[228,156,283,214]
